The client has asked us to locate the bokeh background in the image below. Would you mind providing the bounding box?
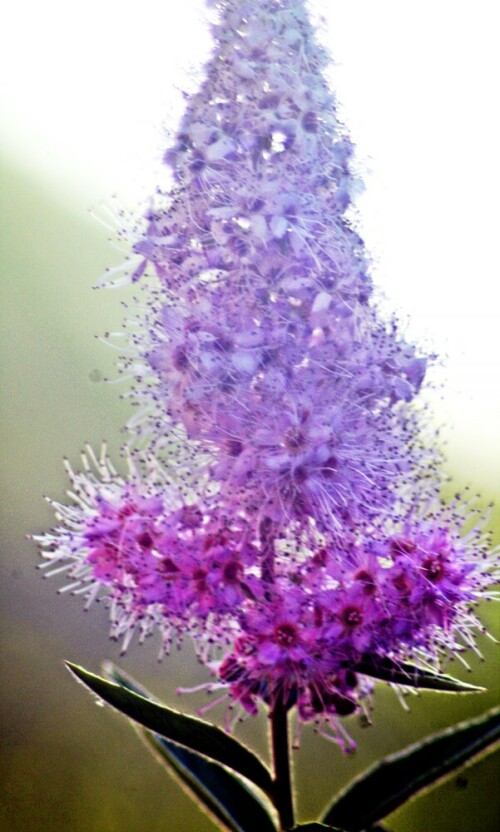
[1,2,499,830]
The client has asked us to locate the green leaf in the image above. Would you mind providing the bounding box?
[322,705,500,831]
[142,733,277,832]
[103,663,277,832]
[290,825,344,830]
[354,655,484,693]
[284,823,390,831]
[66,661,274,799]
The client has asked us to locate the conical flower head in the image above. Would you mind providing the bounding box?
[132,0,431,532]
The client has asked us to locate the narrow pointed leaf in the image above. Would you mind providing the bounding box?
[291,825,344,831]
[102,663,276,832]
[66,661,274,799]
[322,705,500,831]
[143,734,277,832]
[103,660,161,693]
[354,655,484,693]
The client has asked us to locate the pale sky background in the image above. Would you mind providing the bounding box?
[1,0,499,488]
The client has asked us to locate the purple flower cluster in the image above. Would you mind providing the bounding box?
[39,448,496,745]
[36,0,498,746]
[130,0,429,534]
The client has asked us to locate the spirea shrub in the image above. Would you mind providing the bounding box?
[34,3,499,830]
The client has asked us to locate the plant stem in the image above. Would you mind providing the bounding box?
[259,516,276,590]
[260,518,294,828]
[271,698,294,831]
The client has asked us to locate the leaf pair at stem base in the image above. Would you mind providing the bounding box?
[66,662,500,832]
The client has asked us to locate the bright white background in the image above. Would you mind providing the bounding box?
[1,0,499,488]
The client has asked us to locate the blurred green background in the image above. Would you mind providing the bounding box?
[1,151,499,832]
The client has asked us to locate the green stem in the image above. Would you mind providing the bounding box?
[271,698,294,831]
